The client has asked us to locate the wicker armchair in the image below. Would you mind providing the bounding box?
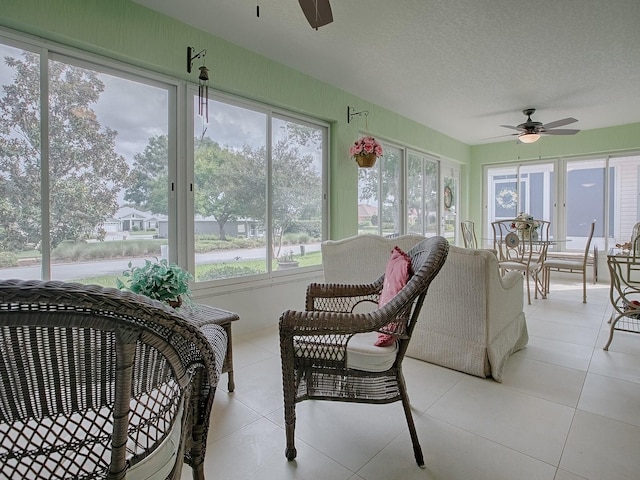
[0,279,227,480]
[279,236,449,467]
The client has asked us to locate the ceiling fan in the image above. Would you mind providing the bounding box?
[298,0,333,29]
[500,108,580,143]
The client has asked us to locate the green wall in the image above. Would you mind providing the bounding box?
[469,122,640,226]
[0,0,470,239]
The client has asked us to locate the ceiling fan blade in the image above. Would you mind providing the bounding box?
[543,129,580,135]
[483,133,518,140]
[499,124,522,131]
[299,0,333,29]
[542,117,578,129]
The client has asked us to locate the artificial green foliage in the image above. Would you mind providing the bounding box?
[116,258,193,304]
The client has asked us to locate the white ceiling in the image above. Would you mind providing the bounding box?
[134,0,640,145]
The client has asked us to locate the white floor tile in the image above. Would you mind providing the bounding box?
[357,415,556,480]
[501,355,586,407]
[577,373,640,426]
[596,322,640,355]
[589,347,640,384]
[195,417,354,480]
[512,334,594,371]
[267,400,410,472]
[553,470,588,480]
[401,357,465,413]
[525,318,599,347]
[560,410,640,480]
[207,390,262,443]
[426,376,574,465]
[227,355,285,416]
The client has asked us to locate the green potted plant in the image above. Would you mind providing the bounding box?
[116,258,193,308]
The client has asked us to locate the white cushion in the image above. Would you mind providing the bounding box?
[127,397,184,479]
[294,331,398,373]
[346,332,398,372]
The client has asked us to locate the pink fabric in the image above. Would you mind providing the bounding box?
[375,246,411,347]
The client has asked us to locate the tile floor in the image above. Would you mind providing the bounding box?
[182,279,640,480]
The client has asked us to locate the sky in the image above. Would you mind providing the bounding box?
[1,39,323,199]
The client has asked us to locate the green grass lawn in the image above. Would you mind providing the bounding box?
[75,251,322,287]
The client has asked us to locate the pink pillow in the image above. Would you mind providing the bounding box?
[375,246,412,347]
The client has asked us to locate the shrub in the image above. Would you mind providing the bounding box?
[198,264,264,281]
[0,250,18,268]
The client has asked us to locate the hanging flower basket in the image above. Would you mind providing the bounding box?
[355,153,378,167]
[350,136,383,168]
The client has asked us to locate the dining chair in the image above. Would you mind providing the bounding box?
[492,219,547,305]
[461,220,478,248]
[631,221,640,256]
[279,236,449,467]
[543,220,596,303]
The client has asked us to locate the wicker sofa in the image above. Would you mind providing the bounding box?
[321,235,528,382]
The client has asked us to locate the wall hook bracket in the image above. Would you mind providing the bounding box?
[347,106,369,124]
[187,46,207,73]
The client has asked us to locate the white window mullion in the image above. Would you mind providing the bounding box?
[40,47,50,281]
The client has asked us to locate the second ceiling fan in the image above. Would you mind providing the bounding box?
[500,108,580,143]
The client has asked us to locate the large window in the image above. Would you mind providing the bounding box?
[357,143,403,235]
[407,152,439,236]
[485,154,640,252]
[1,31,329,288]
[191,94,327,282]
[357,142,460,240]
[0,38,172,286]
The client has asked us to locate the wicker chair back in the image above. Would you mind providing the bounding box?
[0,279,226,480]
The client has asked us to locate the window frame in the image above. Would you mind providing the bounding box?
[0,28,180,282]
[1,26,331,292]
[185,87,329,287]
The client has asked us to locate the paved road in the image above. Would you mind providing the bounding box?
[0,243,321,282]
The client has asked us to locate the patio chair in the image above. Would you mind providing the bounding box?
[0,279,227,480]
[544,220,596,303]
[492,219,547,304]
[279,236,449,467]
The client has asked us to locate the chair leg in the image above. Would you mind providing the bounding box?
[524,272,532,305]
[582,270,587,303]
[544,267,550,297]
[285,422,297,460]
[398,374,424,467]
[192,464,205,480]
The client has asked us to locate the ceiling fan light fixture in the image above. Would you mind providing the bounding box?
[519,132,541,144]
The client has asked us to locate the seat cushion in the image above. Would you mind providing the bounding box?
[544,259,583,269]
[127,396,184,479]
[294,331,398,372]
[348,332,399,371]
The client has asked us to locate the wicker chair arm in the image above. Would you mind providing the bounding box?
[279,308,390,336]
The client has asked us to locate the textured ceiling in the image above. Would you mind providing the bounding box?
[134,0,640,145]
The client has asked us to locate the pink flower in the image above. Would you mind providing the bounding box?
[350,136,383,158]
